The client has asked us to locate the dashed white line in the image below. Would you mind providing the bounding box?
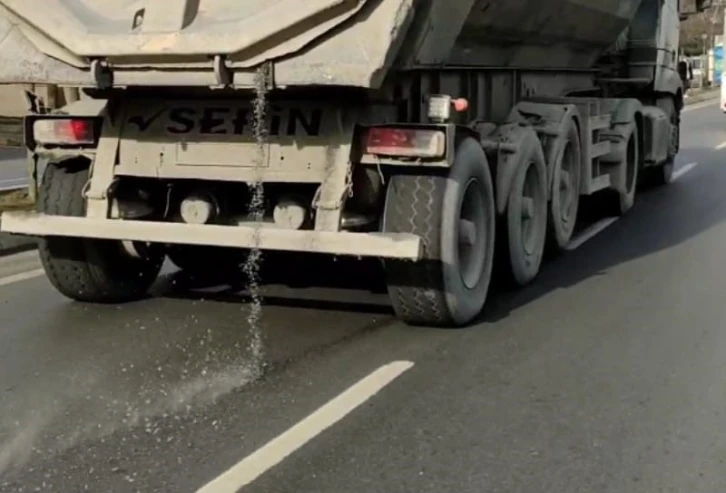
[196,360,414,492]
[566,217,619,251]
[672,161,699,181]
[564,159,701,251]
[0,268,44,287]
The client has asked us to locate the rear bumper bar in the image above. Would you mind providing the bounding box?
[0,212,423,260]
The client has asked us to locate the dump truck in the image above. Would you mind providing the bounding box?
[0,0,711,327]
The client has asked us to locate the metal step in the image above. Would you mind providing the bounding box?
[589,174,611,192]
[591,141,611,159]
[589,114,611,130]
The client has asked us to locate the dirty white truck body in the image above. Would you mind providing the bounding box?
[0,0,709,326]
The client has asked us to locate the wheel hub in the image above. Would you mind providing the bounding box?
[459,219,477,246]
[457,178,487,289]
[558,141,577,227]
[520,163,540,256]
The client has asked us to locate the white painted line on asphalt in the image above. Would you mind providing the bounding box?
[672,161,699,181]
[196,360,415,493]
[715,141,726,150]
[0,268,44,287]
[566,217,618,251]
[563,160,699,253]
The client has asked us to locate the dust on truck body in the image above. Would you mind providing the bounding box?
[0,0,709,326]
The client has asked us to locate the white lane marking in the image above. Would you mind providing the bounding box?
[715,141,726,150]
[197,360,415,493]
[566,217,618,251]
[0,268,44,287]
[672,161,699,181]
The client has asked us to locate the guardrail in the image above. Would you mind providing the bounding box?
[0,184,33,211]
[0,116,22,147]
[0,179,26,191]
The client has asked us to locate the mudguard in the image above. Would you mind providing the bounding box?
[482,123,547,215]
[506,101,582,201]
[608,98,643,126]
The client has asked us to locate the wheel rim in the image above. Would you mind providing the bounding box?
[558,141,578,228]
[520,162,541,255]
[457,178,488,289]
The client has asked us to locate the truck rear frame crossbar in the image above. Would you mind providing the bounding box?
[0,211,423,260]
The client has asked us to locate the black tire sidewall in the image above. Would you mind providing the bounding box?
[619,122,639,214]
[439,137,496,325]
[506,134,548,285]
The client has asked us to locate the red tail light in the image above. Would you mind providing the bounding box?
[363,127,445,158]
[32,118,97,145]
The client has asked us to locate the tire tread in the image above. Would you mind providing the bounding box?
[384,173,451,326]
[38,161,161,303]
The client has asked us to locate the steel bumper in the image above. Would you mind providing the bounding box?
[0,211,423,260]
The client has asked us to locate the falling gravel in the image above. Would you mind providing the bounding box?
[0,66,276,476]
[241,64,270,372]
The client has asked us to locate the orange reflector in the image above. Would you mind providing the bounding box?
[452,98,469,112]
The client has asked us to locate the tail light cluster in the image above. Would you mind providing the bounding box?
[29,118,100,146]
[362,127,446,158]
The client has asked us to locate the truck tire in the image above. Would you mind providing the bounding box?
[504,134,548,286]
[382,137,495,327]
[38,160,163,303]
[643,97,677,186]
[548,118,582,250]
[604,122,639,216]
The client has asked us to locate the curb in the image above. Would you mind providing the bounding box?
[0,89,720,258]
[684,88,719,105]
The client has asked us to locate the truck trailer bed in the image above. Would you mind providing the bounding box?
[0,0,643,88]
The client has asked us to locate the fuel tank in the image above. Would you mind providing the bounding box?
[0,0,645,88]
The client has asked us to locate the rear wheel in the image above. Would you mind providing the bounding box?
[603,122,639,216]
[382,137,496,327]
[548,118,582,250]
[38,160,163,303]
[643,97,678,186]
[504,132,548,285]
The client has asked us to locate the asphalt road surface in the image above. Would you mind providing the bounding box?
[0,147,26,190]
[1,100,726,492]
